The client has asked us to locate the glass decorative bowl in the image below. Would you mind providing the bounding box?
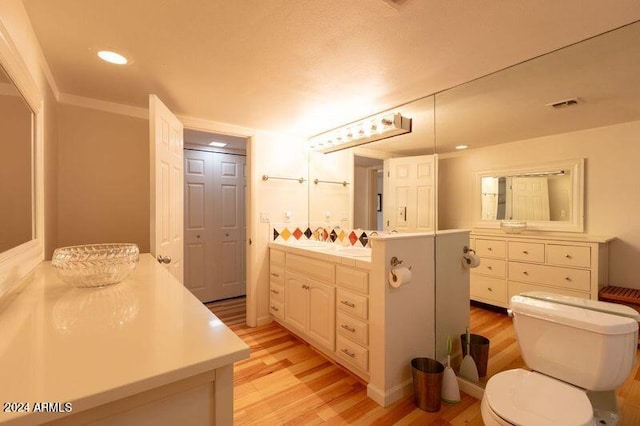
[500,221,527,234]
[52,243,140,288]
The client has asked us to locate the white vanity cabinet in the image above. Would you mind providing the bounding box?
[269,249,285,320]
[470,231,613,307]
[282,253,336,352]
[335,265,370,374]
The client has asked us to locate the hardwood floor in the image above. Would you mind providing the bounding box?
[207,298,640,425]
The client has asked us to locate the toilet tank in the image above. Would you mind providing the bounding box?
[510,293,638,391]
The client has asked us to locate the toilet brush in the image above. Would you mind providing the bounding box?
[459,327,479,382]
[442,337,461,403]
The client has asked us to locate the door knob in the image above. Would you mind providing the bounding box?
[157,255,172,264]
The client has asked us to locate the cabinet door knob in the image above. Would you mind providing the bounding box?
[488,247,493,251]
[523,271,529,276]
[565,254,572,259]
[487,287,493,292]
[565,277,572,281]
[487,266,493,270]
[522,250,528,255]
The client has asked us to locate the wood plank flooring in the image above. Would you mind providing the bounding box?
[207,298,640,425]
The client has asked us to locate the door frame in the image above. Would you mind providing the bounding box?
[175,117,256,324]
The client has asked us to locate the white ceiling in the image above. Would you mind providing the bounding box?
[21,0,640,138]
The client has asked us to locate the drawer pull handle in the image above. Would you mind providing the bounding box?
[271,305,279,312]
[302,285,310,290]
[341,300,356,308]
[565,254,572,259]
[523,271,529,276]
[565,277,572,281]
[341,348,356,358]
[488,287,493,292]
[271,273,280,277]
[341,324,356,333]
[270,289,279,294]
[522,250,528,255]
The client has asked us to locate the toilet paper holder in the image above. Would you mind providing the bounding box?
[390,256,412,280]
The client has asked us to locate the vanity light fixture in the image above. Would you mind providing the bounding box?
[208,141,228,148]
[309,112,412,154]
[97,50,128,65]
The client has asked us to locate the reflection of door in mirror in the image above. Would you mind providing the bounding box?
[384,155,436,232]
[353,155,383,231]
[0,66,33,253]
[480,171,572,222]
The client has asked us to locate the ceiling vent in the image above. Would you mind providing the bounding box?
[546,98,580,109]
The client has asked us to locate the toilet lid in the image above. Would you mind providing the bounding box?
[485,369,593,426]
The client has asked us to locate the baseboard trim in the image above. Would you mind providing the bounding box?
[367,379,412,407]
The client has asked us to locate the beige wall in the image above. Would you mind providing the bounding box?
[57,104,149,252]
[438,119,640,289]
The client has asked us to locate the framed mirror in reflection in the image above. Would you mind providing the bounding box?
[0,65,34,253]
[475,159,584,232]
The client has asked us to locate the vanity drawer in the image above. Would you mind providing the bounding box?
[336,335,369,372]
[471,275,507,305]
[508,262,591,292]
[508,281,591,301]
[269,282,284,303]
[547,245,591,268]
[269,264,284,285]
[336,312,368,346]
[508,241,545,263]
[270,249,285,267]
[336,289,368,320]
[475,239,506,258]
[286,253,335,283]
[336,266,369,294]
[472,258,506,278]
[270,299,285,320]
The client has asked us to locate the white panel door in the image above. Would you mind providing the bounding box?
[184,149,246,302]
[511,177,551,221]
[384,155,435,232]
[150,95,184,282]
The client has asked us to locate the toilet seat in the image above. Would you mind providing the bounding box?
[484,369,593,426]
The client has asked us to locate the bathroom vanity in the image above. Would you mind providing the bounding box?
[469,231,614,307]
[268,230,471,407]
[0,255,249,426]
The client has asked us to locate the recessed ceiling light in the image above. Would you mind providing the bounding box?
[97,50,128,65]
[208,141,228,148]
[455,145,468,150]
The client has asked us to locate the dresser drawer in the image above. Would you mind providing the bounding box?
[508,262,591,292]
[336,266,369,294]
[269,264,284,285]
[287,253,335,283]
[270,299,284,320]
[475,239,506,258]
[547,245,591,268]
[336,335,369,372]
[473,258,506,278]
[508,281,591,301]
[270,249,285,267]
[336,289,368,320]
[336,312,368,346]
[471,275,507,305]
[269,282,284,303]
[508,241,545,263]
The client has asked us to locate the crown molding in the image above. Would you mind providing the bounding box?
[58,92,148,119]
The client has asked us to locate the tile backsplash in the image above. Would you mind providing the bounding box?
[271,223,372,248]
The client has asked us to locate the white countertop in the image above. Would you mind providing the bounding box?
[268,241,372,269]
[0,254,249,425]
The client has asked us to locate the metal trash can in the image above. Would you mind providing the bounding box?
[460,333,490,377]
[411,357,444,412]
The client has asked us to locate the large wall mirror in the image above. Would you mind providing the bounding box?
[435,20,640,387]
[0,21,44,296]
[308,95,436,231]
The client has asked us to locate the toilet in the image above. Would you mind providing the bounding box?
[481,291,639,426]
